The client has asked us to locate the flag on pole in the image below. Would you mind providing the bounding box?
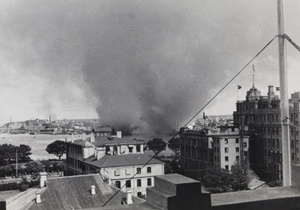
[238,85,242,89]
[276,87,280,91]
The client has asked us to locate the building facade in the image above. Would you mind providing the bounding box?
[179,125,249,179]
[233,85,300,180]
[66,132,164,197]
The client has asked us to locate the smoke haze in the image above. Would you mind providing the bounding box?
[1,0,300,133]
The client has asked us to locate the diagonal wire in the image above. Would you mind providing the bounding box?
[101,34,278,207]
[283,34,300,53]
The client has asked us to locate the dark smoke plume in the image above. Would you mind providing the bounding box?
[0,0,281,132]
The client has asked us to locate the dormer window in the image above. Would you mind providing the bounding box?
[136,144,141,152]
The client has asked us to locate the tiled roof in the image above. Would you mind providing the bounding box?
[86,154,163,168]
[28,174,141,210]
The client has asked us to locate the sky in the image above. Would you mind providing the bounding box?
[1,0,300,133]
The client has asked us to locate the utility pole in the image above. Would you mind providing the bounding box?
[16,150,18,178]
[278,0,291,186]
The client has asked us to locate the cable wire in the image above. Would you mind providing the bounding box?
[101,35,278,207]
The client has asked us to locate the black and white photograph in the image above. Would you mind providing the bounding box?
[0,0,300,209]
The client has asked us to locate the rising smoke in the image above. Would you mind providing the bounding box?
[0,0,280,133]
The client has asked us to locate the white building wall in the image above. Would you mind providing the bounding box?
[101,163,164,197]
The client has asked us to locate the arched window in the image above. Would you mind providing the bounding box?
[115,181,121,188]
[147,178,152,186]
[137,167,141,174]
[137,179,141,187]
[126,180,131,188]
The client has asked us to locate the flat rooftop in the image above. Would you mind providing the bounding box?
[212,186,300,206]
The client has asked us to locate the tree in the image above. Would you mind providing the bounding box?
[168,137,181,155]
[201,162,249,194]
[46,140,66,160]
[147,138,167,154]
[230,161,249,191]
[18,144,32,163]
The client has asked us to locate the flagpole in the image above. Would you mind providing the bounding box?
[278,0,291,186]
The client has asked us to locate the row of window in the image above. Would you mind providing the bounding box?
[115,178,152,188]
[114,167,151,176]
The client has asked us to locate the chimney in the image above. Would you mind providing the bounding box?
[36,192,42,204]
[268,85,275,106]
[117,131,122,138]
[39,172,47,188]
[126,190,133,204]
[90,185,96,195]
[90,132,95,143]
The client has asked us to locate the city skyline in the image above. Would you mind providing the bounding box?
[1,1,300,129]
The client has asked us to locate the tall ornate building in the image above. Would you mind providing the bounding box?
[233,85,300,180]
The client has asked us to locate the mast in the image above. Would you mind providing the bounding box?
[277,0,291,186]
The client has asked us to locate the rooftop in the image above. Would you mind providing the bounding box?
[211,186,300,206]
[29,174,144,210]
[86,153,163,168]
[71,136,145,147]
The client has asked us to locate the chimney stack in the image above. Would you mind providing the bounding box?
[117,131,122,139]
[268,85,275,106]
[126,190,133,204]
[90,185,96,195]
[39,172,47,188]
[36,192,42,204]
[90,132,95,143]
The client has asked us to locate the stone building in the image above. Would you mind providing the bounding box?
[179,125,249,179]
[66,132,164,197]
[233,85,300,180]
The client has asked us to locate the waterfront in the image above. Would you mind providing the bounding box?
[0,133,174,160]
[0,133,79,160]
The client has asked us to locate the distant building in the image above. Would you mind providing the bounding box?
[66,132,164,197]
[179,125,249,179]
[233,85,300,180]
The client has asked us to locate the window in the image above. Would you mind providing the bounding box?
[126,180,131,188]
[137,167,141,174]
[147,178,152,186]
[236,156,240,161]
[225,156,229,162]
[147,167,151,173]
[136,144,141,152]
[243,142,247,148]
[114,169,120,176]
[137,179,141,187]
[224,139,228,144]
[225,165,229,170]
[236,138,239,144]
[128,147,133,153]
[137,192,142,198]
[225,147,229,153]
[236,147,239,153]
[115,181,121,188]
[125,169,131,175]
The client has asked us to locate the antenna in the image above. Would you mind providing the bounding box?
[251,64,256,88]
